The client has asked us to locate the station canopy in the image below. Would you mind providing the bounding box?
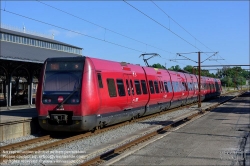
[0,28,83,63]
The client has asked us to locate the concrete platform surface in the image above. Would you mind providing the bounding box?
[111,92,250,166]
[0,105,39,141]
[0,105,37,124]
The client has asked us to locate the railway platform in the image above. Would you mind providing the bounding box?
[0,105,39,141]
[106,91,250,166]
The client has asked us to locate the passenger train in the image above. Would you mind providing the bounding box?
[36,56,222,131]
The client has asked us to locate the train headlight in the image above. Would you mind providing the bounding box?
[71,99,79,103]
[43,98,52,103]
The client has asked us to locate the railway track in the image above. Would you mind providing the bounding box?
[79,90,246,166]
[0,90,245,164]
[0,101,195,163]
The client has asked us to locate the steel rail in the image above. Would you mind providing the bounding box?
[0,101,201,163]
[80,90,246,166]
[0,90,243,163]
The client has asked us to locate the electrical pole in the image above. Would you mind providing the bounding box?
[198,51,201,108]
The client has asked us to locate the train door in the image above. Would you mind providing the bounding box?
[157,76,165,101]
[181,78,188,105]
[123,74,134,106]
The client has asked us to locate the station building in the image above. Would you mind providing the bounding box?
[0,25,83,107]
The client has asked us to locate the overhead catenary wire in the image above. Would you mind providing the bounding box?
[124,1,227,67]
[160,56,189,66]
[2,2,228,68]
[1,8,146,53]
[149,1,228,66]
[123,0,202,52]
[151,0,214,53]
[151,1,230,63]
[36,0,174,55]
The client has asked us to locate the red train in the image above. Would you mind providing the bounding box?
[36,56,222,131]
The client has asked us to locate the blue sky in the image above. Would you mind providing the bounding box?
[1,1,249,71]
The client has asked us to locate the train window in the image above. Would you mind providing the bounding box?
[126,79,130,96]
[167,81,173,92]
[159,81,162,93]
[178,82,181,91]
[154,81,160,93]
[130,80,134,95]
[159,81,164,93]
[107,79,117,97]
[194,82,198,90]
[192,82,194,90]
[149,80,155,94]
[182,82,187,91]
[141,80,148,94]
[173,82,178,92]
[116,79,126,96]
[179,82,183,91]
[97,73,103,88]
[164,81,169,92]
[190,82,193,90]
[134,80,142,95]
[215,82,219,91]
[178,82,181,92]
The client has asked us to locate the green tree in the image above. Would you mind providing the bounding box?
[150,63,166,69]
[183,65,193,73]
[217,67,249,87]
[168,65,181,71]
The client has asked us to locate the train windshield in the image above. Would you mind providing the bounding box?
[42,60,84,104]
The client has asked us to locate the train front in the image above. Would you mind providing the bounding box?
[36,57,98,132]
